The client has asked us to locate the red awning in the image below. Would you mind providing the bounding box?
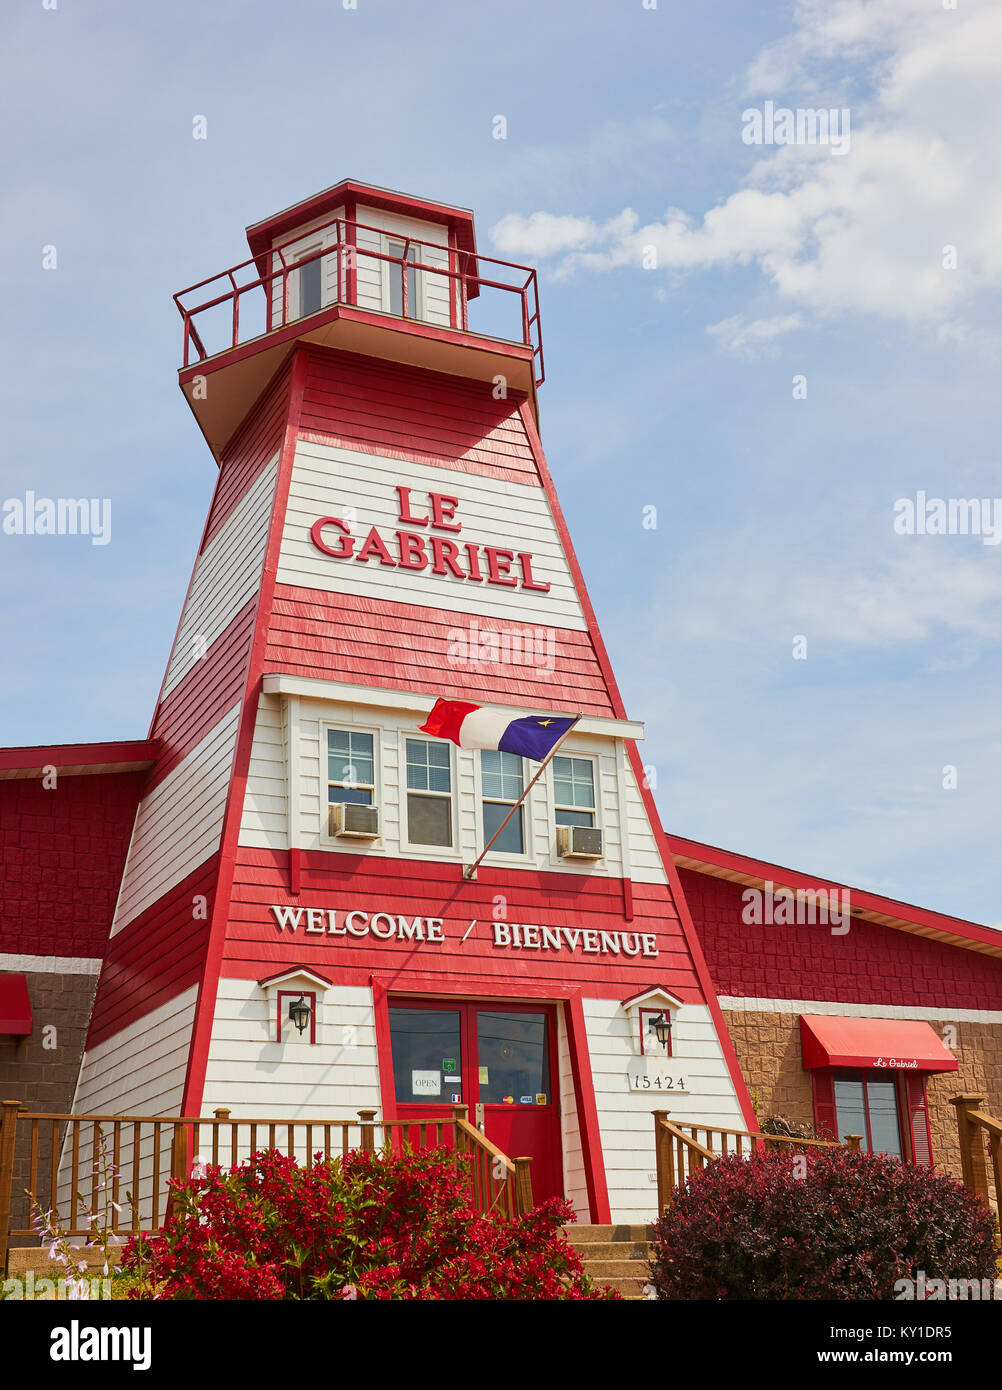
[800,1015,958,1073]
[0,974,32,1035]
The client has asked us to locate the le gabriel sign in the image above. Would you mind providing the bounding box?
[270,905,660,958]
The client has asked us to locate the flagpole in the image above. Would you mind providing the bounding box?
[462,712,584,881]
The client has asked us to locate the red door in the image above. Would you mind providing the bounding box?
[387,999,562,1204]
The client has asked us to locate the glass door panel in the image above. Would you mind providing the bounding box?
[476,1011,550,1105]
[388,1007,463,1105]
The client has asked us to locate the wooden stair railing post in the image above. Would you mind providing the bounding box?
[357,1110,377,1154]
[164,1120,189,1226]
[0,1101,22,1274]
[846,1134,862,1153]
[513,1157,533,1216]
[653,1111,670,1216]
[451,1106,472,1201]
[950,1095,991,1205]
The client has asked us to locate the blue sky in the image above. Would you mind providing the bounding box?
[1,0,1000,925]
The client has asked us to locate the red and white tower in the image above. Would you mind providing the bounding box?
[71,181,753,1222]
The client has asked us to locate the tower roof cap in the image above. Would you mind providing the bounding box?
[246,178,478,269]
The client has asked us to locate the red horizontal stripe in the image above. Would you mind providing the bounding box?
[149,598,257,787]
[219,847,697,999]
[202,362,291,548]
[85,855,219,1050]
[265,586,616,715]
[298,347,538,483]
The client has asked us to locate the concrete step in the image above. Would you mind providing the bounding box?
[589,1274,654,1297]
[566,1239,650,1260]
[565,1223,653,1243]
[576,1257,650,1279]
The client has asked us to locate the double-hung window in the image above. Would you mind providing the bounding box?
[553,755,596,828]
[327,729,375,807]
[481,751,525,854]
[405,738,452,847]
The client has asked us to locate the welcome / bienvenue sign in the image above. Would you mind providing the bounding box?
[269,905,659,957]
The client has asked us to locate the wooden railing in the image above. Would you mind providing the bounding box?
[0,1101,532,1270]
[454,1111,533,1218]
[951,1094,1002,1213]
[652,1110,851,1214]
[173,213,545,386]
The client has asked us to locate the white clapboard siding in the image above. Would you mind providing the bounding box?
[58,986,199,1227]
[238,693,287,847]
[239,695,637,881]
[200,979,381,1137]
[557,1005,589,1220]
[583,998,746,1224]
[111,703,241,936]
[162,456,278,697]
[620,755,669,886]
[278,440,587,630]
[354,207,452,327]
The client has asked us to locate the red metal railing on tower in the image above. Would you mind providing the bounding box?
[174,215,544,388]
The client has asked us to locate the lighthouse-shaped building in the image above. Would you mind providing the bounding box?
[69,181,753,1223]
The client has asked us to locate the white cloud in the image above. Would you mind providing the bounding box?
[707,312,803,359]
[490,0,1002,331]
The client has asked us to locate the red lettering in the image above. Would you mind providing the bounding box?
[430,536,466,578]
[310,517,355,559]
[518,551,550,592]
[464,543,484,582]
[485,547,518,586]
[395,485,429,527]
[355,526,396,566]
[395,530,429,570]
[430,492,462,532]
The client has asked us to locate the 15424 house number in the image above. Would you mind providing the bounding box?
[628,1070,688,1092]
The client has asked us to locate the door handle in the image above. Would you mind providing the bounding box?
[475,1103,485,1131]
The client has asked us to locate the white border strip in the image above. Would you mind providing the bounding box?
[718,994,1002,1025]
[0,954,102,976]
[262,672,644,741]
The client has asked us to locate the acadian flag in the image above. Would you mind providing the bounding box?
[419,700,578,761]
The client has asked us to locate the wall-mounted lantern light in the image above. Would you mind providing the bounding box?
[288,994,312,1035]
[649,1011,672,1051]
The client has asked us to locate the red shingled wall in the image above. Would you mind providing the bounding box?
[679,867,1002,1011]
[0,770,145,959]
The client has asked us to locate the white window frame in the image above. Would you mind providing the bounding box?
[321,721,382,847]
[475,749,533,866]
[402,734,457,857]
[383,235,423,320]
[551,752,599,830]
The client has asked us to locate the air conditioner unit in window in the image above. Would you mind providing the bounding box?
[556,825,603,860]
[329,803,380,840]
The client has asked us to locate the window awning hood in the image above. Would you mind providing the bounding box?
[799,1014,958,1072]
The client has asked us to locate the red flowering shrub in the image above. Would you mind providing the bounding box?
[122,1147,618,1300]
[649,1147,998,1300]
